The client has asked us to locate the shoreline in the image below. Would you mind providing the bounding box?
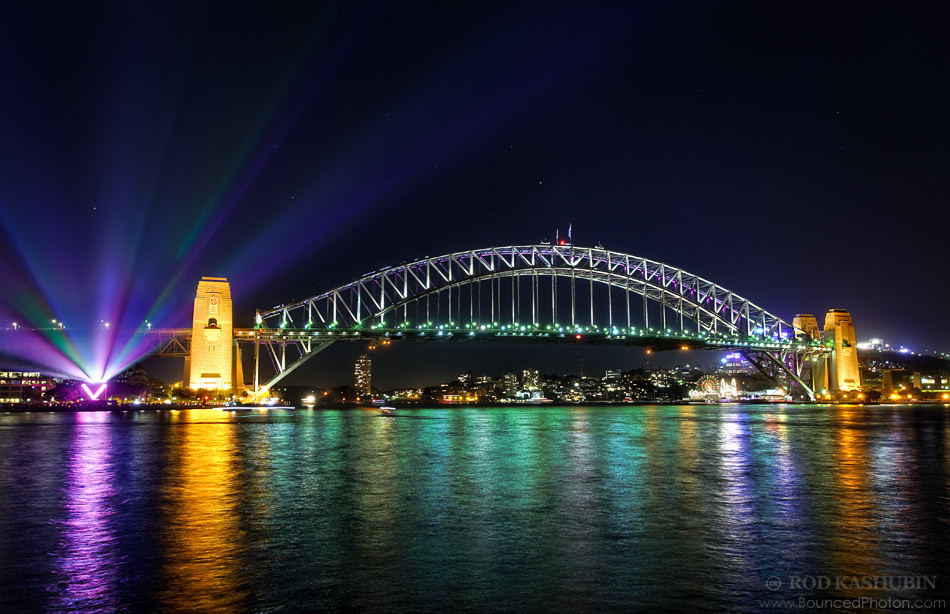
[3,400,949,413]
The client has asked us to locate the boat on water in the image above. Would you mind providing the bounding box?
[222,404,295,410]
[380,406,396,415]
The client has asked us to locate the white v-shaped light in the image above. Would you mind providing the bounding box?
[82,383,107,400]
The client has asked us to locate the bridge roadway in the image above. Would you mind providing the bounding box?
[143,326,950,377]
[147,325,823,353]
[144,324,824,400]
[236,325,820,352]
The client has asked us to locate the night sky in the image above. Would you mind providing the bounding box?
[1,2,948,387]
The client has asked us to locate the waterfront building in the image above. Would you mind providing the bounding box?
[720,377,738,399]
[355,354,372,396]
[392,388,423,400]
[0,371,57,404]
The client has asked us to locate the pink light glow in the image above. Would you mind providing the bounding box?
[81,383,107,401]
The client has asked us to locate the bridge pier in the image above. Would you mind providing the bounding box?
[882,370,895,398]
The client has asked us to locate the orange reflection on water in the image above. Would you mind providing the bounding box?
[159,410,247,612]
[828,407,879,585]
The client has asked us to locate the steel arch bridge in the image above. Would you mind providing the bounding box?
[248,244,827,399]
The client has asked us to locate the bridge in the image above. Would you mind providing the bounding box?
[244,243,829,399]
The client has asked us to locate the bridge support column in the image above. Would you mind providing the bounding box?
[254,337,260,392]
[189,277,233,391]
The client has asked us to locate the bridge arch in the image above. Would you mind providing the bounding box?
[259,244,799,340]
[249,244,829,398]
[249,244,822,399]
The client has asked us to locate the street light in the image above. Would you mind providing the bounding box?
[11,322,17,330]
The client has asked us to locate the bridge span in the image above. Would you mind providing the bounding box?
[245,243,829,399]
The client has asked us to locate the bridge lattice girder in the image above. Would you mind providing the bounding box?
[259,244,800,340]
[249,244,827,399]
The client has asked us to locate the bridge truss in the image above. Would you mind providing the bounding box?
[251,244,827,398]
[143,329,192,357]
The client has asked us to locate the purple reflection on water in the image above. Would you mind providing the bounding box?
[715,412,759,579]
[49,412,119,611]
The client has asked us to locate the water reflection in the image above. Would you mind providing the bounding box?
[50,412,119,612]
[159,410,247,612]
[1,405,948,612]
[347,408,400,604]
[713,411,759,591]
[829,407,879,586]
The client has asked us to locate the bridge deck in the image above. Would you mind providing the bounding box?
[235,326,824,353]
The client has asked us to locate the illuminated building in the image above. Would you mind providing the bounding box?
[186,277,234,391]
[502,373,518,398]
[355,354,372,396]
[816,309,861,392]
[0,371,57,403]
[720,377,738,399]
[522,368,540,390]
[718,353,752,375]
[392,388,423,400]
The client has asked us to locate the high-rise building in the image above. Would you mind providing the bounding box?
[502,373,518,398]
[522,368,540,390]
[355,354,372,396]
[187,277,233,391]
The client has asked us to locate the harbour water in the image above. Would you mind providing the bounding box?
[0,404,947,612]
